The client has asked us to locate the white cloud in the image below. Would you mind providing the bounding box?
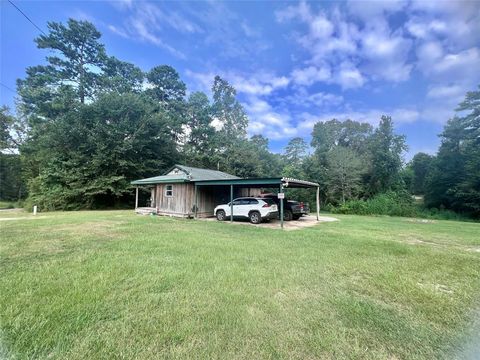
[296,107,420,134]
[432,48,480,78]
[291,65,331,86]
[336,62,365,89]
[243,97,298,139]
[107,1,191,59]
[427,84,464,99]
[185,70,289,96]
[276,1,414,87]
[346,0,406,22]
[283,88,344,108]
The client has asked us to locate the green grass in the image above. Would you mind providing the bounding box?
[1,211,479,359]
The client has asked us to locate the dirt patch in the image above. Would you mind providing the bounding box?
[417,282,454,294]
[403,237,440,246]
[48,220,124,238]
[406,218,436,224]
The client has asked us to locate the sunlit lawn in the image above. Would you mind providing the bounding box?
[1,210,479,359]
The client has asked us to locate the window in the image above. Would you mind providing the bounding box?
[165,185,173,197]
[246,199,259,205]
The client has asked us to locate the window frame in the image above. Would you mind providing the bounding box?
[165,184,173,197]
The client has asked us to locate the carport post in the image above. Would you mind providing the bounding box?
[135,186,139,209]
[194,184,198,219]
[316,186,320,221]
[279,183,284,229]
[230,184,233,222]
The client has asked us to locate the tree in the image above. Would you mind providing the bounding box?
[146,65,187,143]
[284,137,308,163]
[367,116,407,194]
[325,146,365,204]
[183,91,216,167]
[26,93,178,210]
[146,65,186,103]
[311,119,373,155]
[0,107,27,201]
[18,19,107,111]
[211,76,248,144]
[102,56,144,94]
[409,152,434,194]
[425,85,480,217]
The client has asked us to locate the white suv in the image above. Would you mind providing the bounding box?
[214,197,278,224]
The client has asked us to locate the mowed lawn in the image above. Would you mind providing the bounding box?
[1,211,479,359]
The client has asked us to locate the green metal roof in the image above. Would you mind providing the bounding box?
[195,177,319,188]
[131,164,240,185]
[195,178,283,186]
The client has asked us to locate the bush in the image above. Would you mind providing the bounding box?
[333,191,416,217]
[332,190,474,221]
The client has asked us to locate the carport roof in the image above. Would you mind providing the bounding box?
[195,177,319,188]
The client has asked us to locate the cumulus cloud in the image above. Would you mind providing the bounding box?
[291,65,331,86]
[185,69,289,96]
[275,1,415,87]
[297,108,420,131]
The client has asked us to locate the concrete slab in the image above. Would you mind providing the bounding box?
[201,214,338,231]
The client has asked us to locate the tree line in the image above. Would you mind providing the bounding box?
[0,19,478,219]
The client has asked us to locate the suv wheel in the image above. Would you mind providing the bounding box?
[284,210,293,221]
[249,211,262,224]
[216,210,226,221]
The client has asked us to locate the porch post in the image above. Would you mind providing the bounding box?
[135,186,139,209]
[194,184,198,219]
[280,183,284,230]
[230,184,234,222]
[316,186,320,221]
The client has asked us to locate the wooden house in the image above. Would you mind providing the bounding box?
[132,165,261,218]
[131,164,320,227]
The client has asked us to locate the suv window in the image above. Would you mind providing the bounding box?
[246,199,259,205]
[262,198,276,205]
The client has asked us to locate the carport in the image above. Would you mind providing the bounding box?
[194,177,320,229]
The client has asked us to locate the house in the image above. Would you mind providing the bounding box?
[131,164,259,218]
[131,164,320,227]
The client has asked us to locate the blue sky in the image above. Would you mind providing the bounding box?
[1,0,479,159]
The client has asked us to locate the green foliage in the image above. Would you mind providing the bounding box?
[334,190,417,217]
[0,154,26,201]
[409,152,434,194]
[211,75,248,143]
[367,116,408,195]
[333,190,471,221]
[424,85,480,218]
[284,137,308,163]
[326,146,365,204]
[25,93,177,210]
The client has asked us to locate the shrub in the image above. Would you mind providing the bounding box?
[332,190,474,221]
[333,191,417,217]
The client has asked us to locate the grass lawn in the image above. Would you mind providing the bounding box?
[1,211,479,359]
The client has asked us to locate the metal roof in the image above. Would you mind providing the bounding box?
[131,164,240,185]
[195,177,319,188]
[131,165,319,188]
